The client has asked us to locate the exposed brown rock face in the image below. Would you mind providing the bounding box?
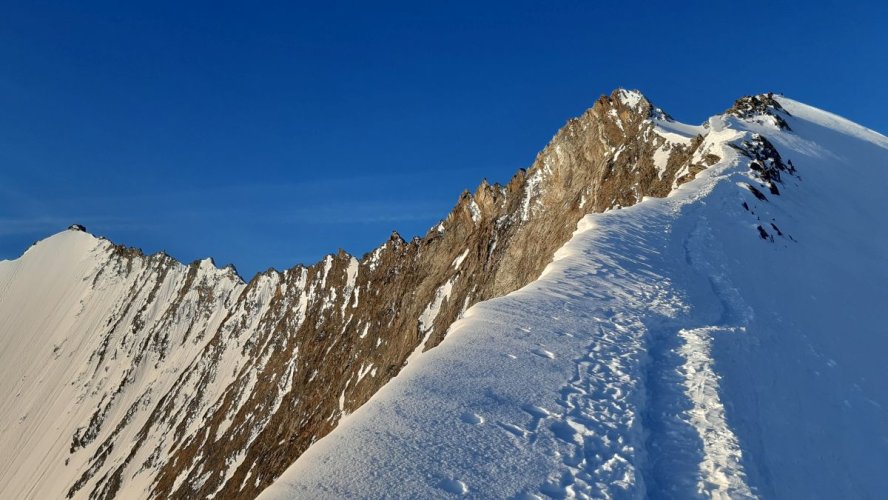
[16,90,726,499]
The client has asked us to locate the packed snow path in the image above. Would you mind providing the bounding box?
[263,98,888,499]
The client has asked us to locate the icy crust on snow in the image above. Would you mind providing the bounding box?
[262,100,888,499]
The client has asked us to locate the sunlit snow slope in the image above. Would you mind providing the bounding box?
[262,97,888,499]
[0,231,243,499]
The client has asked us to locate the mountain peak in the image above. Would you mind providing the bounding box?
[593,88,654,118]
[590,88,673,125]
[612,88,649,111]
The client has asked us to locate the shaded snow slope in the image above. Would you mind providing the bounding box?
[262,98,888,499]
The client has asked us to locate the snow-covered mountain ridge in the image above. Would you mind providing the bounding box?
[3,90,886,499]
[263,95,888,498]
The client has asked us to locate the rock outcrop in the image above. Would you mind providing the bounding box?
[727,92,792,130]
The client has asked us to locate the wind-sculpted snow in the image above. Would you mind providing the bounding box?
[0,89,720,499]
[264,98,888,498]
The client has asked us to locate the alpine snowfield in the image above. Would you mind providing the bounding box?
[262,98,888,499]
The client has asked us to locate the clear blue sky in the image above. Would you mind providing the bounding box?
[2,1,886,278]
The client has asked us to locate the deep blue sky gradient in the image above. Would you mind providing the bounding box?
[2,1,886,277]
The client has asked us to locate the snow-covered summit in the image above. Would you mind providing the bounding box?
[615,88,647,110]
[6,226,104,265]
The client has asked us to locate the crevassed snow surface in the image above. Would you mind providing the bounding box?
[262,98,888,499]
